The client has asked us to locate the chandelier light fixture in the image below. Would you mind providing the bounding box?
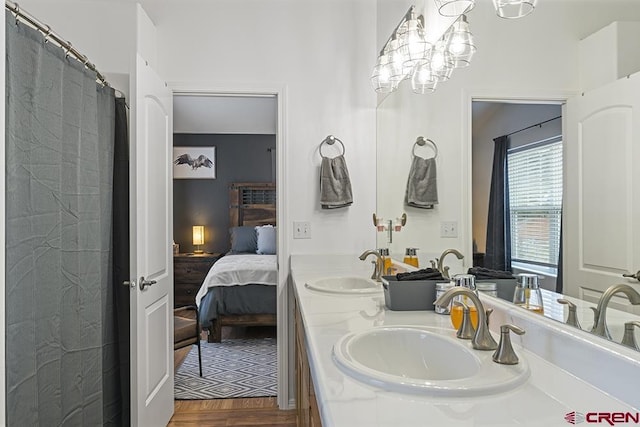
[371,5,432,94]
[371,1,535,95]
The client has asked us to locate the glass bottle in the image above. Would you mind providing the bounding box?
[450,274,478,330]
[403,247,419,267]
[513,273,544,314]
[378,248,393,275]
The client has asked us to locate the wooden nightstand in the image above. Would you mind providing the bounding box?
[173,253,220,308]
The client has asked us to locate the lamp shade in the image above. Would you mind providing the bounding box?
[445,15,476,68]
[192,225,205,246]
[493,0,537,19]
[434,0,475,17]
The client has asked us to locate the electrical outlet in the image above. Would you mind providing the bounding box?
[293,221,311,239]
[441,221,458,238]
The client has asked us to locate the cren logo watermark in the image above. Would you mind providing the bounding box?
[565,412,586,424]
[565,411,640,425]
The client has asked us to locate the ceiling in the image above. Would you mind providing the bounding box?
[173,95,277,135]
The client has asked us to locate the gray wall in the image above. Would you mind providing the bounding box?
[173,134,275,254]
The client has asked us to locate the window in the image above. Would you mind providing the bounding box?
[508,136,563,268]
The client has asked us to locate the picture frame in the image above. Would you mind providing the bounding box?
[173,146,216,179]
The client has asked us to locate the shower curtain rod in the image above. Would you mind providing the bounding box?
[505,115,562,138]
[5,0,110,87]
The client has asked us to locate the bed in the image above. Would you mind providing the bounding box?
[195,182,277,343]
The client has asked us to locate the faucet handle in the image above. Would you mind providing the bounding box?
[557,299,582,329]
[492,324,526,365]
[621,321,640,351]
[453,301,475,340]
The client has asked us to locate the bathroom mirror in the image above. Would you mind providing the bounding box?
[375,0,640,347]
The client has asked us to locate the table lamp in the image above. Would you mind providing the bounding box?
[192,225,205,254]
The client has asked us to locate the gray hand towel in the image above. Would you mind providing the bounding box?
[320,155,353,209]
[405,156,438,209]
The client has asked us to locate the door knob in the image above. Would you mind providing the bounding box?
[139,276,157,291]
[622,270,640,281]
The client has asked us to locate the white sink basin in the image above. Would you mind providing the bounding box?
[333,326,530,396]
[306,276,381,294]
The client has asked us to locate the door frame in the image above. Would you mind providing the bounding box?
[169,82,290,409]
[461,89,573,270]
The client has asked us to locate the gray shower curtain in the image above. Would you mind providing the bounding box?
[5,11,127,426]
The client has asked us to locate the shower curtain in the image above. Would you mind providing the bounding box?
[5,11,129,426]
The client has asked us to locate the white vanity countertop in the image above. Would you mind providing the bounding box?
[291,255,640,427]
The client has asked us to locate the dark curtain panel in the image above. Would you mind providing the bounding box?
[485,135,512,272]
[103,98,130,426]
[5,11,125,425]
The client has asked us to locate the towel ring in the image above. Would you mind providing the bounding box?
[319,135,346,159]
[412,137,438,159]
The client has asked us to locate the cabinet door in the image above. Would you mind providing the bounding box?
[295,300,310,427]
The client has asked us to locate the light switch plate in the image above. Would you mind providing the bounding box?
[441,221,458,238]
[293,221,311,239]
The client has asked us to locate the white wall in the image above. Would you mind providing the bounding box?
[16,1,136,86]
[153,0,378,255]
[376,0,640,272]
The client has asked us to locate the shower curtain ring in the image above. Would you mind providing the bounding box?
[43,25,52,43]
[13,3,20,26]
[64,42,73,59]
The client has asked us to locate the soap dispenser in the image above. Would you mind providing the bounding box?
[450,274,478,330]
[403,248,419,267]
[513,273,544,314]
[377,248,392,275]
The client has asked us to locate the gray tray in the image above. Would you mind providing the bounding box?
[381,275,440,311]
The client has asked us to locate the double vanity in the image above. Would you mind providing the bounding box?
[292,254,640,426]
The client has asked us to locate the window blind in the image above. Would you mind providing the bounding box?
[508,137,563,267]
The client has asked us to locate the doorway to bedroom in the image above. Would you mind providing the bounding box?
[170,93,282,411]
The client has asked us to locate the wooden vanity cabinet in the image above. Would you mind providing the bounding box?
[295,296,322,427]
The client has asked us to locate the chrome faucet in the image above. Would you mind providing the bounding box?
[437,249,464,278]
[435,287,498,351]
[359,250,383,282]
[590,284,640,339]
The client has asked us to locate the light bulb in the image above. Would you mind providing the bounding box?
[371,54,396,93]
[431,51,445,71]
[448,35,466,55]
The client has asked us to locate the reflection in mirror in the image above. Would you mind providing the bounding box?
[375,0,640,350]
[471,101,562,291]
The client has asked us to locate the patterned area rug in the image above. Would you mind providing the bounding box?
[174,338,277,400]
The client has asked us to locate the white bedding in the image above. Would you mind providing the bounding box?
[195,254,277,306]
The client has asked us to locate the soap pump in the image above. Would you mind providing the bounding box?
[377,248,392,274]
[403,248,419,267]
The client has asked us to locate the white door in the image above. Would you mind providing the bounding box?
[129,53,174,426]
[564,73,640,313]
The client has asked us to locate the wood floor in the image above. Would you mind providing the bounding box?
[168,398,296,427]
[169,325,295,427]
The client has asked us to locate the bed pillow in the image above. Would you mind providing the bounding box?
[256,225,277,255]
[230,226,258,253]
